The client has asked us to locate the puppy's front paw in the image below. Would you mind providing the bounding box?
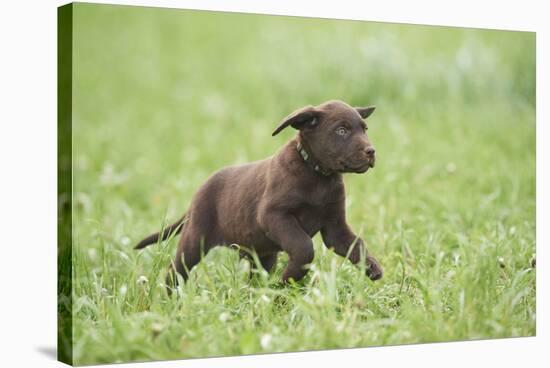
[366,255,383,281]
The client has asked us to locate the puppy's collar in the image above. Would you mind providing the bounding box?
[296,141,333,176]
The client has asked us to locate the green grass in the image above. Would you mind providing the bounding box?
[70,3,535,365]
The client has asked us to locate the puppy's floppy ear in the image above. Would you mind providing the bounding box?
[272,105,318,136]
[355,106,376,119]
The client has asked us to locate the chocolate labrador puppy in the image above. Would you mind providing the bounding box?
[136,100,383,289]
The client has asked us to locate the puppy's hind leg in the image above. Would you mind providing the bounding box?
[165,232,212,293]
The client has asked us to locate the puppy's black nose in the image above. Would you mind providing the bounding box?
[364,146,375,157]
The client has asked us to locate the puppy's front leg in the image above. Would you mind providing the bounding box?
[321,201,383,281]
[260,211,314,283]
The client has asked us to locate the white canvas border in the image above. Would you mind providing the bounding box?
[0,1,546,367]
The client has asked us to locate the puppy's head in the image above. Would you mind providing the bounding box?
[272,100,377,174]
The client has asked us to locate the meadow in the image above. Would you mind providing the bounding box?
[68,3,535,365]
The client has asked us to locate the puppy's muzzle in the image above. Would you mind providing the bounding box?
[363,146,376,166]
[343,147,376,173]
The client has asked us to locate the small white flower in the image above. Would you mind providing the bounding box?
[219,312,231,322]
[137,275,149,285]
[453,253,460,266]
[119,284,127,296]
[446,162,457,173]
[151,323,164,336]
[241,261,250,273]
[261,294,270,303]
[87,248,97,261]
[260,334,272,349]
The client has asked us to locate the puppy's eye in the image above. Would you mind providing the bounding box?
[335,127,347,136]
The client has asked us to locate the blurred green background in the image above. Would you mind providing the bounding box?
[70,3,535,365]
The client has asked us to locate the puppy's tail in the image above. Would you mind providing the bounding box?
[134,215,187,250]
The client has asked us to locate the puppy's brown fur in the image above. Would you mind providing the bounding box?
[136,100,383,289]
